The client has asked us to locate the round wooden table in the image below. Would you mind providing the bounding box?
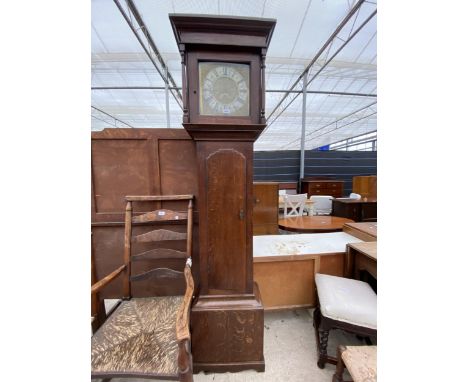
[278,216,355,233]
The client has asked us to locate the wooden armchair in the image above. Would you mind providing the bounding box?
[91,195,195,382]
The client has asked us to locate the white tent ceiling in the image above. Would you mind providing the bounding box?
[91,0,377,150]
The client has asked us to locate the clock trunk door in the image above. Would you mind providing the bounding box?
[206,149,247,294]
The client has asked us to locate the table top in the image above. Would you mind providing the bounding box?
[333,197,377,204]
[347,241,377,260]
[344,222,377,238]
[253,232,363,261]
[278,215,355,233]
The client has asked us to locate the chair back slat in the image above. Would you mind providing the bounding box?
[126,195,194,202]
[132,248,187,261]
[132,209,188,223]
[130,267,184,282]
[132,229,187,243]
[123,195,194,299]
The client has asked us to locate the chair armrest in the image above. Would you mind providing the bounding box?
[91,264,126,295]
[176,263,195,342]
[176,262,195,380]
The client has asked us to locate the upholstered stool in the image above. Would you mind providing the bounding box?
[333,345,377,382]
[313,273,377,368]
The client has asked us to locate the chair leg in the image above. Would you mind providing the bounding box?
[332,345,346,382]
[313,307,328,369]
[317,328,330,369]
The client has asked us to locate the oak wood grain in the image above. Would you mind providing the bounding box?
[132,248,187,261]
[133,229,187,243]
[132,209,188,223]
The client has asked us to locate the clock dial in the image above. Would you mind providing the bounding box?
[199,62,250,117]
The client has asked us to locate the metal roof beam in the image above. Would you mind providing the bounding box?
[91,86,376,98]
[113,0,182,109]
[265,0,366,125]
[280,101,376,149]
[266,6,377,131]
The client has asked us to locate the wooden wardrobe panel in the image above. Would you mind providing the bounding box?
[158,139,198,211]
[92,139,154,214]
[91,128,199,298]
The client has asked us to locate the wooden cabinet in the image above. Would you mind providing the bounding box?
[278,182,297,194]
[301,179,344,198]
[332,198,377,222]
[352,175,377,198]
[253,182,279,235]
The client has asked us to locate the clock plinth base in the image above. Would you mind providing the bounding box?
[191,283,265,373]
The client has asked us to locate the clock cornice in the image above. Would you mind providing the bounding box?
[169,14,276,49]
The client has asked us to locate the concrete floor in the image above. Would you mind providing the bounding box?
[97,308,369,382]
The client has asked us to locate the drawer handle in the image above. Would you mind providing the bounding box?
[239,209,245,220]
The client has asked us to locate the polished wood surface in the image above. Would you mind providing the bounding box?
[352,175,377,198]
[253,182,279,235]
[301,179,344,198]
[343,222,377,241]
[332,198,377,222]
[278,215,354,233]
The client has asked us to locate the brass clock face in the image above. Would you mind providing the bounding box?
[199,62,250,117]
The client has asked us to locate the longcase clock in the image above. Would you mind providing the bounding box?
[170,14,276,373]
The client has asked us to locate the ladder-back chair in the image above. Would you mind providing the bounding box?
[91,195,195,382]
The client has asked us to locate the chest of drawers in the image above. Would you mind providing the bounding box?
[300,179,344,198]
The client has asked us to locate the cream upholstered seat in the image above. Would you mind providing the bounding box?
[310,195,333,215]
[315,273,376,329]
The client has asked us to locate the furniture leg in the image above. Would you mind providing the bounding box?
[317,328,330,369]
[332,345,346,382]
